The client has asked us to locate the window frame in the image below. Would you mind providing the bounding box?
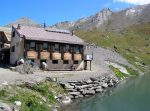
[52,60,58,64]
[74,61,78,64]
[29,41,36,50]
[11,46,15,52]
[42,42,49,51]
[63,60,69,64]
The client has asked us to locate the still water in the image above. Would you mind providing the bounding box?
[62,74,150,111]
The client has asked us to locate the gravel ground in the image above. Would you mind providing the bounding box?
[0,46,136,84]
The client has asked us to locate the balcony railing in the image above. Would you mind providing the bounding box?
[52,52,61,60]
[63,52,72,60]
[74,54,82,60]
[40,51,50,60]
[27,51,38,59]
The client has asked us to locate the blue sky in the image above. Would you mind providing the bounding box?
[0,0,148,26]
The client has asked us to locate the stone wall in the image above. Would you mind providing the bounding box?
[60,74,119,99]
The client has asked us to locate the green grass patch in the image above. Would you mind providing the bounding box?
[109,65,127,79]
[0,81,66,111]
[0,89,7,98]
[76,23,150,72]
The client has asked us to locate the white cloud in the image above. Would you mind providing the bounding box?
[114,0,150,5]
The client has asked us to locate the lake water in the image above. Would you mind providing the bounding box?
[62,74,150,111]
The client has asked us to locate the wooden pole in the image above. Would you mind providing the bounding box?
[90,61,91,71]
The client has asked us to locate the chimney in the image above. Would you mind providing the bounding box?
[17,24,21,29]
[71,30,74,36]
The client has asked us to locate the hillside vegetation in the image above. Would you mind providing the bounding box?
[76,23,150,72]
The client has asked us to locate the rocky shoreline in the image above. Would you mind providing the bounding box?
[60,74,119,100]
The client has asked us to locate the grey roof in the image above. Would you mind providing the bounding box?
[14,25,84,45]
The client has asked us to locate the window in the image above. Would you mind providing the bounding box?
[11,46,15,52]
[74,61,78,64]
[74,46,80,53]
[64,45,70,52]
[51,44,60,52]
[30,42,35,50]
[55,44,59,52]
[12,31,15,37]
[63,60,69,64]
[52,60,58,64]
[36,43,39,51]
[43,43,48,50]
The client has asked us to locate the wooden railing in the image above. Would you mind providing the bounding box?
[52,52,61,60]
[40,51,50,60]
[74,54,82,60]
[63,52,72,60]
[27,51,38,59]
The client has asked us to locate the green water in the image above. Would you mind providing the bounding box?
[62,74,150,111]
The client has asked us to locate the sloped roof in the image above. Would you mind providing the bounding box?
[14,25,84,45]
[0,26,11,42]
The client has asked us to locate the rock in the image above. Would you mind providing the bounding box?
[14,101,22,106]
[95,88,103,93]
[46,77,57,82]
[51,106,58,111]
[68,95,74,99]
[0,102,11,111]
[90,77,99,81]
[66,88,77,92]
[1,81,8,86]
[12,105,19,111]
[86,79,93,84]
[75,94,84,99]
[70,83,76,86]
[65,84,74,89]
[93,81,99,84]
[16,61,34,74]
[60,83,74,89]
[25,81,37,88]
[69,92,80,96]
[68,80,79,83]
[75,85,89,89]
[60,96,72,105]
[81,89,95,95]
[102,83,108,88]
[15,80,24,86]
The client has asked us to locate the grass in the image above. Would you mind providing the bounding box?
[109,64,139,80]
[109,65,126,79]
[0,81,66,111]
[76,23,150,72]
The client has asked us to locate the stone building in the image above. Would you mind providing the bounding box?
[10,24,85,70]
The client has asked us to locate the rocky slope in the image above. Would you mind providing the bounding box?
[51,4,150,31]
[5,17,42,27]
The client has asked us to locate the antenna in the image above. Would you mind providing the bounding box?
[43,20,46,28]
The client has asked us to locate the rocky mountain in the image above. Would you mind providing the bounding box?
[51,4,150,31]
[5,17,42,28]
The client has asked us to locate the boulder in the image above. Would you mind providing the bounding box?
[14,101,22,106]
[60,96,72,105]
[60,83,74,89]
[86,79,93,84]
[102,83,108,88]
[1,81,8,86]
[66,88,77,92]
[0,102,11,111]
[95,88,103,93]
[69,92,80,96]
[75,85,89,89]
[68,80,79,83]
[90,77,99,81]
[81,89,95,95]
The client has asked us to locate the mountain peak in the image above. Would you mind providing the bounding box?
[5,17,42,27]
